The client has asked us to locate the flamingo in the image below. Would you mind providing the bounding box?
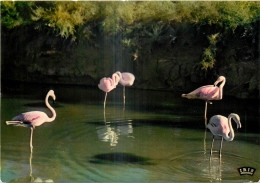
[6,90,56,152]
[98,73,120,111]
[207,113,241,159]
[115,71,135,108]
[182,76,226,127]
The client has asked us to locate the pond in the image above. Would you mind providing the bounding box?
[1,83,260,182]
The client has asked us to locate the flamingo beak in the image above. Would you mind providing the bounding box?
[214,76,224,87]
[214,81,219,87]
[236,119,242,129]
[237,123,242,129]
[214,80,218,87]
[53,95,56,104]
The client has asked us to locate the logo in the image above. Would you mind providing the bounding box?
[238,167,256,176]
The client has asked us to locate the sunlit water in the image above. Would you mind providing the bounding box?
[1,84,260,182]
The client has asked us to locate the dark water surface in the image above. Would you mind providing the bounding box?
[1,84,260,182]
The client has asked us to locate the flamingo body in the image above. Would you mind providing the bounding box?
[207,115,230,139]
[181,76,226,127]
[115,71,135,108]
[98,73,120,110]
[207,113,241,141]
[6,90,56,151]
[207,113,241,159]
[182,85,221,100]
[182,76,226,101]
[117,72,135,87]
[12,111,51,128]
[98,78,117,93]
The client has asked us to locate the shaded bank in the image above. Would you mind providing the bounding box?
[2,22,259,99]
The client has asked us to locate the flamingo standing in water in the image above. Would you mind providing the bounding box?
[115,71,135,109]
[6,90,56,152]
[98,73,120,111]
[182,76,226,127]
[207,113,241,159]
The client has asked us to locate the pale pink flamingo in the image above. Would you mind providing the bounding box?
[207,113,241,159]
[6,90,56,152]
[182,76,226,127]
[115,71,135,108]
[98,73,120,111]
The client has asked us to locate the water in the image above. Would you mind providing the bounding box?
[1,84,260,182]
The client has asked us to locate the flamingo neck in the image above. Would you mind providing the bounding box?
[45,94,56,122]
[219,79,226,99]
[112,73,120,87]
[223,115,234,141]
[116,71,122,79]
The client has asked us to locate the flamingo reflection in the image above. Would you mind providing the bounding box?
[97,121,133,147]
[209,156,222,181]
[29,149,54,183]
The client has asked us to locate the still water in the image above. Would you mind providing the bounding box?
[1,84,260,182]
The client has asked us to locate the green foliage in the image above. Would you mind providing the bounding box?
[31,2,100,38]
[173,2,219,24]
[173,2,260,29]
[134,2,176,23]
[2,1,259,36]
[1,1,34,28]
[1,1,260,70]
[215,2,260,30]
[100,2,121,34]
[201,33,220,70]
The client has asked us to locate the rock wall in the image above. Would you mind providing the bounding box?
[2,24,259,99]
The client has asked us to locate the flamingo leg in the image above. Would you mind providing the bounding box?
[104,92,108,110]
[104,107,107,124]
[29,149,34,181]
[210,135,214,160]
[204,101,208,128]
[104,92,108,124]
[219,137,223,159]
[204,129,207,155]
[30,128,33,152]
[123,86,125,111]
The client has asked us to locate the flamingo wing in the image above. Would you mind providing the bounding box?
[120,73,135,86]
[208,115,229,137]
[199,86,220,99]
[12,111,47,127]
[98,78,115,92]
[183,85,220,100]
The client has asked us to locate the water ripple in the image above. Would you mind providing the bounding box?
[164,151,260,182]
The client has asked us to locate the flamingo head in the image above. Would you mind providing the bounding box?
[48,90,56,101]
[214,76,226,87]
[115,71,122,79]
[229,113,242,129]
[112,72,120,86]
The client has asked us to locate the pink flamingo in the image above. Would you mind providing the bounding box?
[6,90,56,152]
[98,73,120,111]
[182,76,226,127]
[115,71,135,108]
[207,113,241,159]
